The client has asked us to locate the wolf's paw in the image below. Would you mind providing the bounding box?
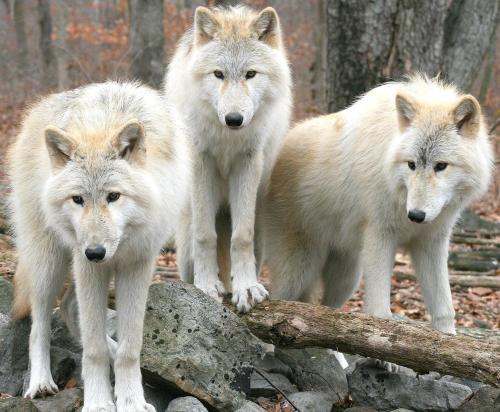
[232,282,269,313]
[199,280,226,303]
[82,401,116,412]
[374,359,400,373]
[24,377,58,399]
[116,398,155,412]
[432,317,456,335]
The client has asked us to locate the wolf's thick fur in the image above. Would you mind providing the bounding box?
[9,82,188,411]
[165,6,292,311]
[265,76,493,334]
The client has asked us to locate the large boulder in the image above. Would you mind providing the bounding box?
[31,388,83,412]
[140,281,265,412]
[456,386,500,412]
[286,391,336,412]
[166,396,208,412]
[348,362,473,411]
[0,278,13,315]
[0,397,40,412]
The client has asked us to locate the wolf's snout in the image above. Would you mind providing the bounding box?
[408,209,426,223]
[85,245,106,262]
[225,112,244,129]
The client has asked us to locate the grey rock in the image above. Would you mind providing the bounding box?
[344,407,378,412]
[0,278,13,315]
[275,347,348,401]
[440,375,485,392]
[166,396,208,412]
[144,383,173,412]
[141,282,264,412]
[0,397,40,412]
[254,353,292,376]
[286,391,335,412]
[456,386,500,412]
[250,371,296,397]
[348,363,473,411]
[234,400,266,412]
[0,313,9,328]
[0,317,31,396]
[31,388,83,412]
[390,409,415,412]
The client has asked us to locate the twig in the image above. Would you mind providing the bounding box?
[489,118,500,135]
[252,367,301,412]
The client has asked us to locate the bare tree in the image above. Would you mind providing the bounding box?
[38,0,57,88]
[13,0,28,75]
[210,0,240,6]
[128,0,165,89]
[54,2,70,90]
[319,0,499,112]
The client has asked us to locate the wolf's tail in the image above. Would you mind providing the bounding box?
[11,261,32,319]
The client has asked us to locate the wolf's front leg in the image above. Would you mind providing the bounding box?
[192,152,225,301]
[362,226,396,319]
[229,151,268,312]
[23,243,69,399]
[410,234,455,334]
[73,256,115,412]
[113,258,155,412]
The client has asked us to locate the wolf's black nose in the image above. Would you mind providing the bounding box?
[225,112,244,128]
[85,246,106,262]
[408,209,426,223]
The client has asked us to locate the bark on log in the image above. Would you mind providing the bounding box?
[394,270,500,289]
[236,300,500,387]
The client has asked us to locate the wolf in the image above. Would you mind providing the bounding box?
[264,76,493,337]
[165,5,292,312]
[9,81,189,411]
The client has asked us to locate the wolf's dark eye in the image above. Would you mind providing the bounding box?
[434,162,448,172]
[245,70,256,79]
[107,192,121,203]
[214,70,224,80]
[72,196,84,205]
[408,161,416,171]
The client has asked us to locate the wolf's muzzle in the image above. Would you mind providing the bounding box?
[85,245,106,262]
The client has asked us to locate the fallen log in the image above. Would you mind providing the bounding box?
[236,300,500,387]
[394,270,500,289]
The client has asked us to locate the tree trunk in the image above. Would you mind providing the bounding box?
[54,2,70,90]
[38,0,57,89]
[128,0,165,89]
[209,0,240,6]
[322,0,499,112]
[13,0,28,76]
[235,299,500,387]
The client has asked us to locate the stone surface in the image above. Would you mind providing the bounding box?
[275,347,348,401]
[456,386,500,412]
[254,353,292,377]
[440,375,485,392]
[141,281,264,412]
[234,400,266,412]
[144,383,173,412]
[0,317,31,396]
[344,407,378,412]
[0,397,40,412]
[166,396,208,412]
[0,278,13,315]
[286,391,336,412]
[31,388,83,412]
[250,371,296,397]
[348,363,473,411]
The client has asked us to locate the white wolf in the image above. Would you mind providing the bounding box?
[264,76,493,336]
[165,5,292,312]
[9,82,189,411]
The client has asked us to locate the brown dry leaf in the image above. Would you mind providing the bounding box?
[470,287,493,297]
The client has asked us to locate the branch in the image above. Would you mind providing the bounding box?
[235,300,500,387]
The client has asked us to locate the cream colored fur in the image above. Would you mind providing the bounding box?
[8,81,189,412]
[265,76,493,336]
[166,5,292,312]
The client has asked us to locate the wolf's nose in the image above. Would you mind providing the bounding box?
[85,246,106,262]
[408,209,426,223]
[225,112,244,128]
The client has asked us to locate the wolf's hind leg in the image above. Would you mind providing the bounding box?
[20,236,69,399]
[114,258,156,412]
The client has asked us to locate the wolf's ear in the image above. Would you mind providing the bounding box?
[114,119,146,164]
[194,7,220,45]
[453,95,481,138]
[252,7,281,47]
[395,93,416,129]
[45,126,76,169]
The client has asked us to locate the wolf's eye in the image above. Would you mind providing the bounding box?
[72,196,84,205]
[214,70,224,80]
[245,70,256,79]
[407,161,416,171]
[434,162,448,172]
[107,192,121,203]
